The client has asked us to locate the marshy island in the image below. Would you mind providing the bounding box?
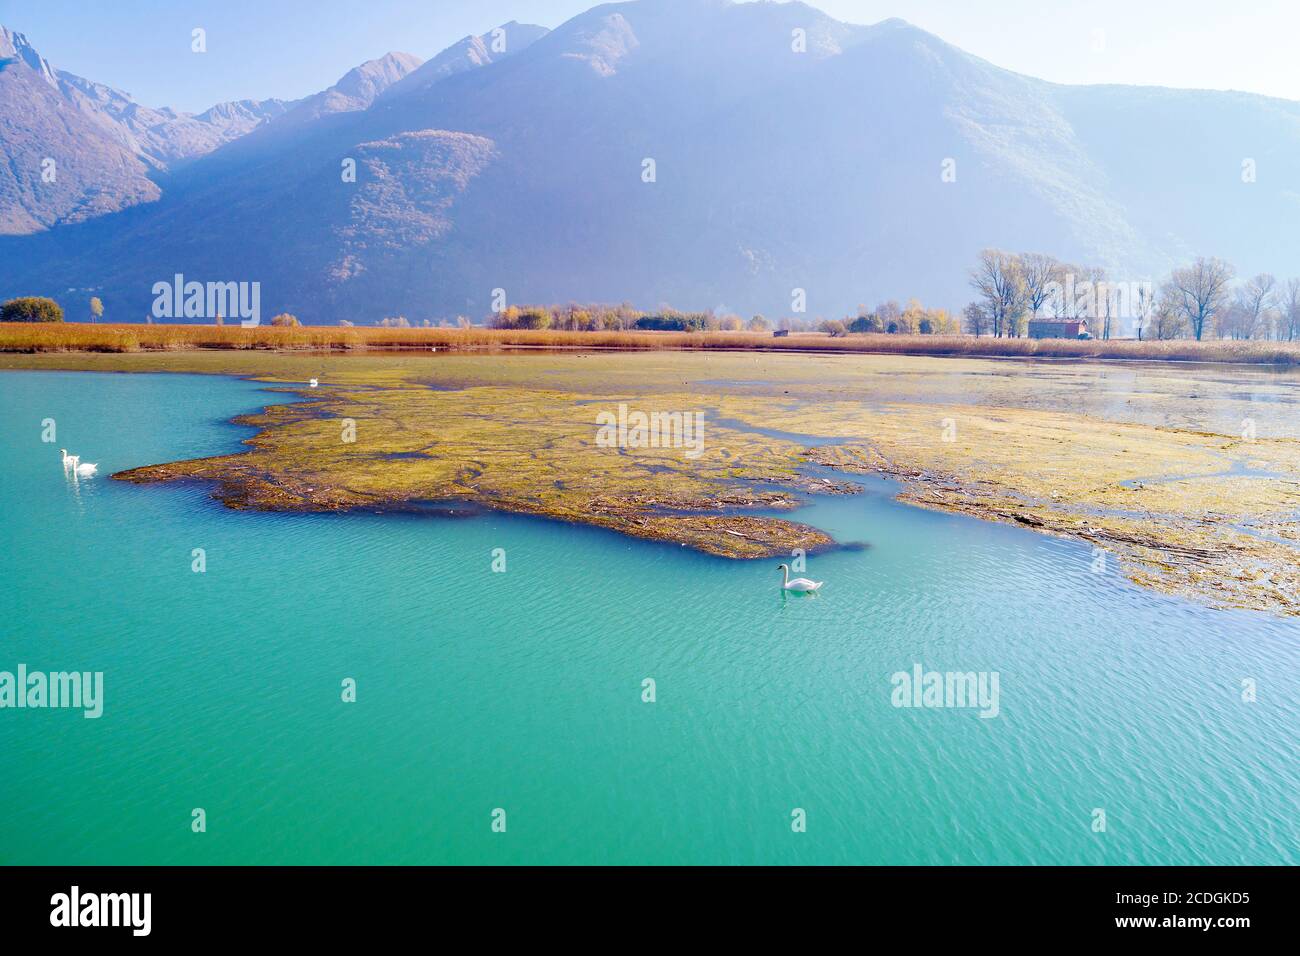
[6,329,1300,617]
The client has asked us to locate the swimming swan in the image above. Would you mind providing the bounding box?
[777,564,823,592]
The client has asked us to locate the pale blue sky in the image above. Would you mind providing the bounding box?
[3,0,1296,112]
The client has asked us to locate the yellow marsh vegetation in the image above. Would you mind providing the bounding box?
[4,322,1300,364]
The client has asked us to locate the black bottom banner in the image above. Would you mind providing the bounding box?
[0,865,1290,943]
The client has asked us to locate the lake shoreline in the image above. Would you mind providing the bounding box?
[7,349,1300,616]
[6,323,1300,367]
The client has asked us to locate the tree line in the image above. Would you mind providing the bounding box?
[4,250,1299,342]
[484,301,961,336]
[489,304,755,332]
[963,249,1300,341]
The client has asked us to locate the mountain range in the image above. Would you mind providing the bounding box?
[3,0,1299,323]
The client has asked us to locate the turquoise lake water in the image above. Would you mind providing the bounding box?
[1,369,1297,865]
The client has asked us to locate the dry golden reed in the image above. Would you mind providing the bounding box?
[3,323,1299,364]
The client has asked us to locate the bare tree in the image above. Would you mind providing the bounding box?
[1238,273,1277,340]
[1281,278,1300,342]
[1217,297,1248,340]
[1133,284,1153,340]
[1081,265,1113,340]
[1163,257,1235,340]
[1151,288,1188,339]
[1019,252,1065,321]
[969,250,1025,338]
[1047,263,1082,320]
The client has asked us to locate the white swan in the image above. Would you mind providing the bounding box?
[777,563,823,593]
[75,461,98,477]
[309,378,318,388]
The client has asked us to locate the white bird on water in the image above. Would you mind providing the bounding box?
[61,448,97,476]
[777,563,823,593]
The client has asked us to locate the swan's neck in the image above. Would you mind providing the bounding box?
[781,566,789,585]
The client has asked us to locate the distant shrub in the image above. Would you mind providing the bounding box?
[636,315,681,331]
[1,296,64,322]
[635,312,711,332]
[270,313,301,327]
[515,308,551,330]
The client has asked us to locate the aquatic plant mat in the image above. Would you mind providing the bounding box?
[8,348,1300,615]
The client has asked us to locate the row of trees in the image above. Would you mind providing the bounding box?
[964,250,1300,341]
[817,300,959,337]
[488,303,757,332]
[8,256,1300,342]
[1210,272,1300,341]
[365,315,476,329]
[966,250,1139,339]
[484,301,962,336]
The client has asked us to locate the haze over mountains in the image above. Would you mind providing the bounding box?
[3,0,1299,323]
[0,26,297,232]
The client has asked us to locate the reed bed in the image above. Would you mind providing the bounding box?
[3,322,1300,365]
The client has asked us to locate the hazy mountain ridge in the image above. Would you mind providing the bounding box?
[1,31,428,233]
[270,52,425,131]
[379,21,548,100]
[3,0,1299,321]
[0,24,301,232]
